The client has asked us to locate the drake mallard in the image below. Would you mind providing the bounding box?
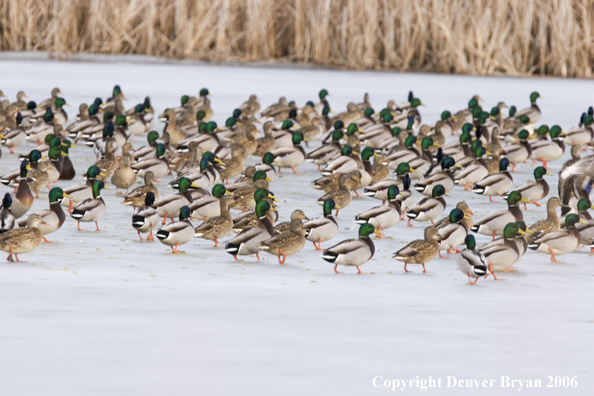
[111,153,137,195]
[453,146,489,190]
[18,187,69,243]
[132,191,160,241]
[270,131,307,174]
[472,158,513,202]
[259,219,306,264]
[471,191,527,239]
[355,185,401,237]
[154,177,199,224]
[414,156,455,196]
[194,195,235,247]
[132,131,161,161]
[306,129,344,168]
[564,115,593,146]
[62,166,103,213]
[515,91,541,123]
[0,214,45,262]
[316,173,352,216]
[502,129,533,169]
[131,143,169,180]
[155,206,195,253]
[225,200,276,261]
[392,226,440,273]
[530,125,566,169]
[322,223,378,274]
[8,160,34,218]
[188,184,229,221]
[59,140,76,180]
[528,214,584,263]
[456,235,488,284]
[232,192,278,232]
[303,199,338,250]
[434,201,474,228]
[405,184,447,226]
[273,210,309,234]
[71,180,108,231]
[436,208,473,258]
[231,171,272,211]
[0,193,16,233]
[505,166,551,210]
[480,222,525,280]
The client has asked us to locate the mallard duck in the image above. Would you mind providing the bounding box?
[515,91,541,123]
[0,214,44,262]
[239,94,261,117]
[453,146,489,190]
[194,195,235,247]
[38,87,63,109]
[8,160,34,219]
[131,143,169,180]
[527,197,563,242]
[270,131,307,174]
[471,191,526,239]
[155,206,195,253]
[313,169,361,194]
[18,187,69,242]
[305,129,344,168]
[384,135,421,171]
[231,171,272,211]
[189,184,229,220]
[435,201,474,228]
[25,107,56,144]
[303,199,339,250]
[502,129,533,169]
[561,144,582,171]
[160,108,188,147]
[564,115,593,146]
[322,223,378,274]
[355,185,401,237]
[473,158,513,202]
[153,177,198,224]
[111,153,136,195]
[0,113,27,153]
[225,200,276,261]
[273,210,309,234]
[364,162,412,201]
[11,90,28,111]
[132,131,160,161]
[131,191,160,241]
[528,214,583,262]
[530,125,565,169]
[436,208,473,258]
[456,235,488,284]
[220,146,247,183]
[0,193,16,233]
[406,184,447,226]
[479,222,525,280]
[254,121,276,157]
[506,166,551,210]
[392,226,440,273]
[316,173,352,216]
[407,137,438,179]
[71,180,108,231]
[61,166,103,213]
[414,156,455,196]
[94,139,119,180]
[59,140,76,180]
[258,219,306,264]
[254,152,277,181]
[121,171,159,208]
[27,161,51,198]
[232,191,278,232]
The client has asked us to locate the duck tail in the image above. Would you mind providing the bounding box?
[70,209,85,220]
[155,230,169,240]
[131,215,145,229]
[224,242,240,255]
[472,185,485,194]
[321,249,338,263]
[406,209,418,219]
[528,242,540,251]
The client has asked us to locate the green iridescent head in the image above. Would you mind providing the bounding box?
[387,185,400,201]
[564,214,581,228]
[358,223,376,238]
[361,147,375,161]
[322,198,336,217]
[506,190,523,206]
[48,187,65,203]
[211,184,227,198]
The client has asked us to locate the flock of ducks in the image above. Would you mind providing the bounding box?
[1,85,593,284]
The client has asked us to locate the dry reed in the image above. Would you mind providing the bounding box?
[1,0,593,78]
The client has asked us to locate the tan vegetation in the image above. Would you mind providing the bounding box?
[0,0,593,78]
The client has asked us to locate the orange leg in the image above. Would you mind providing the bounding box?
[356,266,368,274]
[46,184,52,191]
[489,196,495,203]
[67,200,74,214]
[407,218,413,227]
[95,221,104,231]
[524,203,529,211]
[171,243,181,254]
[530,200,541,207]
[404,263,410,272]
[77,221,85,231]
[161,214,168,225]
[375,226,388,239]
[335,209,339,217]
[291,167,302,174]
[422,264,432,273]
[137,231,144,240]
[256,253,261,261]
[334,264,343,273]
[431,220,435,225]
[42,236,55,243]
[492,232,496,241]
[233,255,243,261]
[213,238,219,247]
[35,191,40,198]
[549,247,561,263]
[279,249,287,264]
[9,145,16,154]
[485,263,506,280]
[502,267,517,272]
[147,224,155,241]
[313,238,323,250]
[538,158,548,169]
[278,167,282,173]
[7,246,15,262]
[116,188,119,195]
[466,272,478,285]
[438,251,449,259]
[464,182,471,191]
[354,190,360,197]
[317,165,321,171]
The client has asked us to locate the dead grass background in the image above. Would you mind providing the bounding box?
[1,0,593,78]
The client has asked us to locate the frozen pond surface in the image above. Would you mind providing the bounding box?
[0,55,593,395]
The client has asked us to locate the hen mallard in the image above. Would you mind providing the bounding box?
[316,173,352,216]
[71,180,108,231]
[480,222,525,280]
[225,200,276,261]
[322,223,378,274]
[456,235,488,284]
[505,166,551,210]
[19,187,69,242]
[471,191,527,239]
[405,184,447,226]
[528,214,584,263]
[160,108,187,147]
[0,193,16,233]
[220,146,247,183]
[355,185,401,237]
[259,219,306,264]
[231,171,272,211]
[121,171,159,208]
[312,169,361,194]
[94,139,119,180]
[526,197,563,243]
[273,210,309,234]
[436,208,473,258]
[111,153,136,195]
[392,226,440,273]
[0,214,45,262]
[131,191,160,241]
[473,158,513,202]
[194,195,235,247]
[155,206,195,253]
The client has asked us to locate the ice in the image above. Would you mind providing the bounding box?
[0,53,593,395]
